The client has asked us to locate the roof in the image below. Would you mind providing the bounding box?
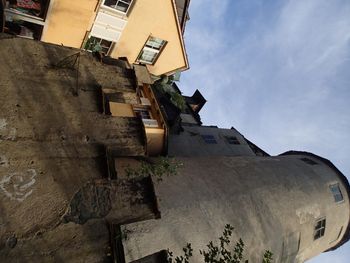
[174,0,191,33]
[183,89,207,114]
[280,151,350,252]
[243,137,270,157]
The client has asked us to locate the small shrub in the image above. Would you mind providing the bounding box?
[168,224,273,263]
[125,157,182,182]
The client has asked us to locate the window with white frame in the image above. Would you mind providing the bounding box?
[137,36,167,65]
[314,218,326,240]
[330,183,344,203]
[84,36,112,54]
[103,0,133,13]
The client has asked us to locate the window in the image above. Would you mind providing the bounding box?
[103,0,133,13]
[4,19,44,40]
[137,36,167,65]
[314,218,326,240]
[330,183,344,203]
[201,135,217,144]
[84,36,112,54]
[5,0,51,19]
[300,157,318,165]
[134,108,151,119]
[225,136,240,145]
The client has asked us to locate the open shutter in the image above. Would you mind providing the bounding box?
[91,11,127,42]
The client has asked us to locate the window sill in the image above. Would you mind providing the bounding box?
[137,60,154,65]
[100,4,129,17]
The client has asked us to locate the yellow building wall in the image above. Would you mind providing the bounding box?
[145,127,165,156]
[41,0,97,48]
[111,0,187,76]
[109,102,135,117]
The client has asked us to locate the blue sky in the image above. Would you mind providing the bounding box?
[180,0,350,262]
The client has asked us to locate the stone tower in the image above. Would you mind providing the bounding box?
[120,151,350,263]
[116,83,350,263]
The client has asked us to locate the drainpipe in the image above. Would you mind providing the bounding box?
[0,0,4,33]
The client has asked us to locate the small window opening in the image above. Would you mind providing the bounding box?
[330,183,344,203]
[137,36,167,65]
[103,0,133,13]
[225,136,240,145]
[201,135,217,144]
[84,36,112,54]
[134,108,151,120]
[314,218,326,240]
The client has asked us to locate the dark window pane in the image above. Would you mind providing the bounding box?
[314,219,326,240]
[335,194,343,202]
[226,136,240,145]
[315,221,322,229]
[201,135,217,144]
[104,0,117,7]
[330,184,343,202]
[84,37,111,53]
[134,109,151,119]
[314,231,320,240]
[104,0,131,12]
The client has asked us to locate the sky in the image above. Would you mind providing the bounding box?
[180,0,350,262]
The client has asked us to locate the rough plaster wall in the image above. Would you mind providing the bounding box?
[122,155,349,263]
[112,0,187,76]
[0,37,147,262]
[42,0,97,48]
[168,126,255,157]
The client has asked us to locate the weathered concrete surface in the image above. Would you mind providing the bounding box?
[122,155,350,263]
[0,36,151,262]
[168,126,256,157]
[1,220,111,262]
[64,177,158,225]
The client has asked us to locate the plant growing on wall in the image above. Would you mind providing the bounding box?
[167,224,273,263]
[153,77,186,111]
[170,91,186,111]
[125,157,182,182]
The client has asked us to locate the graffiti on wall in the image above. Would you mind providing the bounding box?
[0,118,32,202]
[0,169,37,202]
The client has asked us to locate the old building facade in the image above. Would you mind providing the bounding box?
[0,27,348,263]
[115,80,350,263]
[121,153,350,262]
[1,0,189,76]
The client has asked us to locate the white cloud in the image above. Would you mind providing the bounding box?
[181,1,350,260]
[190,0,230,21]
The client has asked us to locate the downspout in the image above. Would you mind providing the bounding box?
[0,0,4,33]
